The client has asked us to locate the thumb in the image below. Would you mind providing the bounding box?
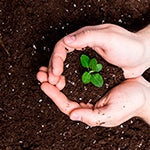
[69,108,109,127]
[63,30,108,49]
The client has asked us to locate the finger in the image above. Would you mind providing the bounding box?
[48,68,60,85]
[49,40,71,76]
[79,102,93,109]
[63,27,109,49]
[36,71,48,83]
[95,93,110,108]
[41,82,80,115]
[69,106,120,127]
[56,75,66,90]
[39,66,48,72]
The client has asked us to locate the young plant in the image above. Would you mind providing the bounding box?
[80,54,104,87]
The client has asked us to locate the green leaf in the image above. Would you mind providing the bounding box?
[80,54,90,68]
[90,73,104,87]
[89,58,97,71]
[82,71,91,84]
[95,64,103,72]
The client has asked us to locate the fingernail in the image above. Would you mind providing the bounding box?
[70,113,81,121]
[64,35,75,43]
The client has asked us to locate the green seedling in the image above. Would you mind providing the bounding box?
[80,54,104,87]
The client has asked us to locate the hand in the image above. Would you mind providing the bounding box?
[48,24,150,86]
[37,66,93,115]
[37,67,150,127]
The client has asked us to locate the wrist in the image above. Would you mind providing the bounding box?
[137,79,150,125]
[136,25,150,63]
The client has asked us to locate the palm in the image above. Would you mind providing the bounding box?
[37,67,147,127]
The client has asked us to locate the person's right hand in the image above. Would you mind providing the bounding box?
[48,24,150,86]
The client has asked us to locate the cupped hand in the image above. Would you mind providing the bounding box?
[37,66,93,115]
[37,67,149,127]
[48,24,149,86]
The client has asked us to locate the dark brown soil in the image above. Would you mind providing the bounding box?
[62,48,125,104]
[0,0,150,150]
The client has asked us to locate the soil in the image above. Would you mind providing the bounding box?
[62,48,125,104]
[0,0,150,150]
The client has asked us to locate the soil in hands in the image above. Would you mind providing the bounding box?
[62,47,125,104]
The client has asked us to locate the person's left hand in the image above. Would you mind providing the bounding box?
[37,66,149,127]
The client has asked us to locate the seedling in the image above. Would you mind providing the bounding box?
[80,54,104,87]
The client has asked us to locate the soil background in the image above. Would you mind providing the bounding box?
[0,0,150,150]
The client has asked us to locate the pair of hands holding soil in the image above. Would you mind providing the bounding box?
[37,24,150,127]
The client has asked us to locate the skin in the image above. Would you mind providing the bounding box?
[37,24,150,127]
[37,67,150,127]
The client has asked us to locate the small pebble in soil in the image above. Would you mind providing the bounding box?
[61,26,65,30]
[73,4,77,7]
[118,19,122,23]
[8,72,11,75]
[76,122,80,125]
[112,74,116,77]
[120,124,123,128]
[85,125,90,129]
[43,46,46,51]
[105,83,109,88]
[88,99,92,103]
[41,125,44,128]
[93,140,97,144]
[84,86,87,90]
[121,137,124,140]
[22,82,25,85]
[33,44,37,49]
[9,116,12,120]
[79,97,82,101]
[50,25,53,28]
[19,140,23,144]
[65,9,69,12]
[102,20,105,23]
[130,120,133,124]
[128,14,131,18]
[68,80,75,85]
[9,65,13,69]
[12,88,15,92]
[65,63,69,68]
[4,84,8,87]
[39,99,42,103]
[37,130,42,134]
[75,70,78,73]
[70,90,73,93]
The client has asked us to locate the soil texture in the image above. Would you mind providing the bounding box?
[0,0,150,149]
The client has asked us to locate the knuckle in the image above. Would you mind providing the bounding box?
[81,29,92,37]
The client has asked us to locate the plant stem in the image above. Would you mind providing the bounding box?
[89,70,94,74]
